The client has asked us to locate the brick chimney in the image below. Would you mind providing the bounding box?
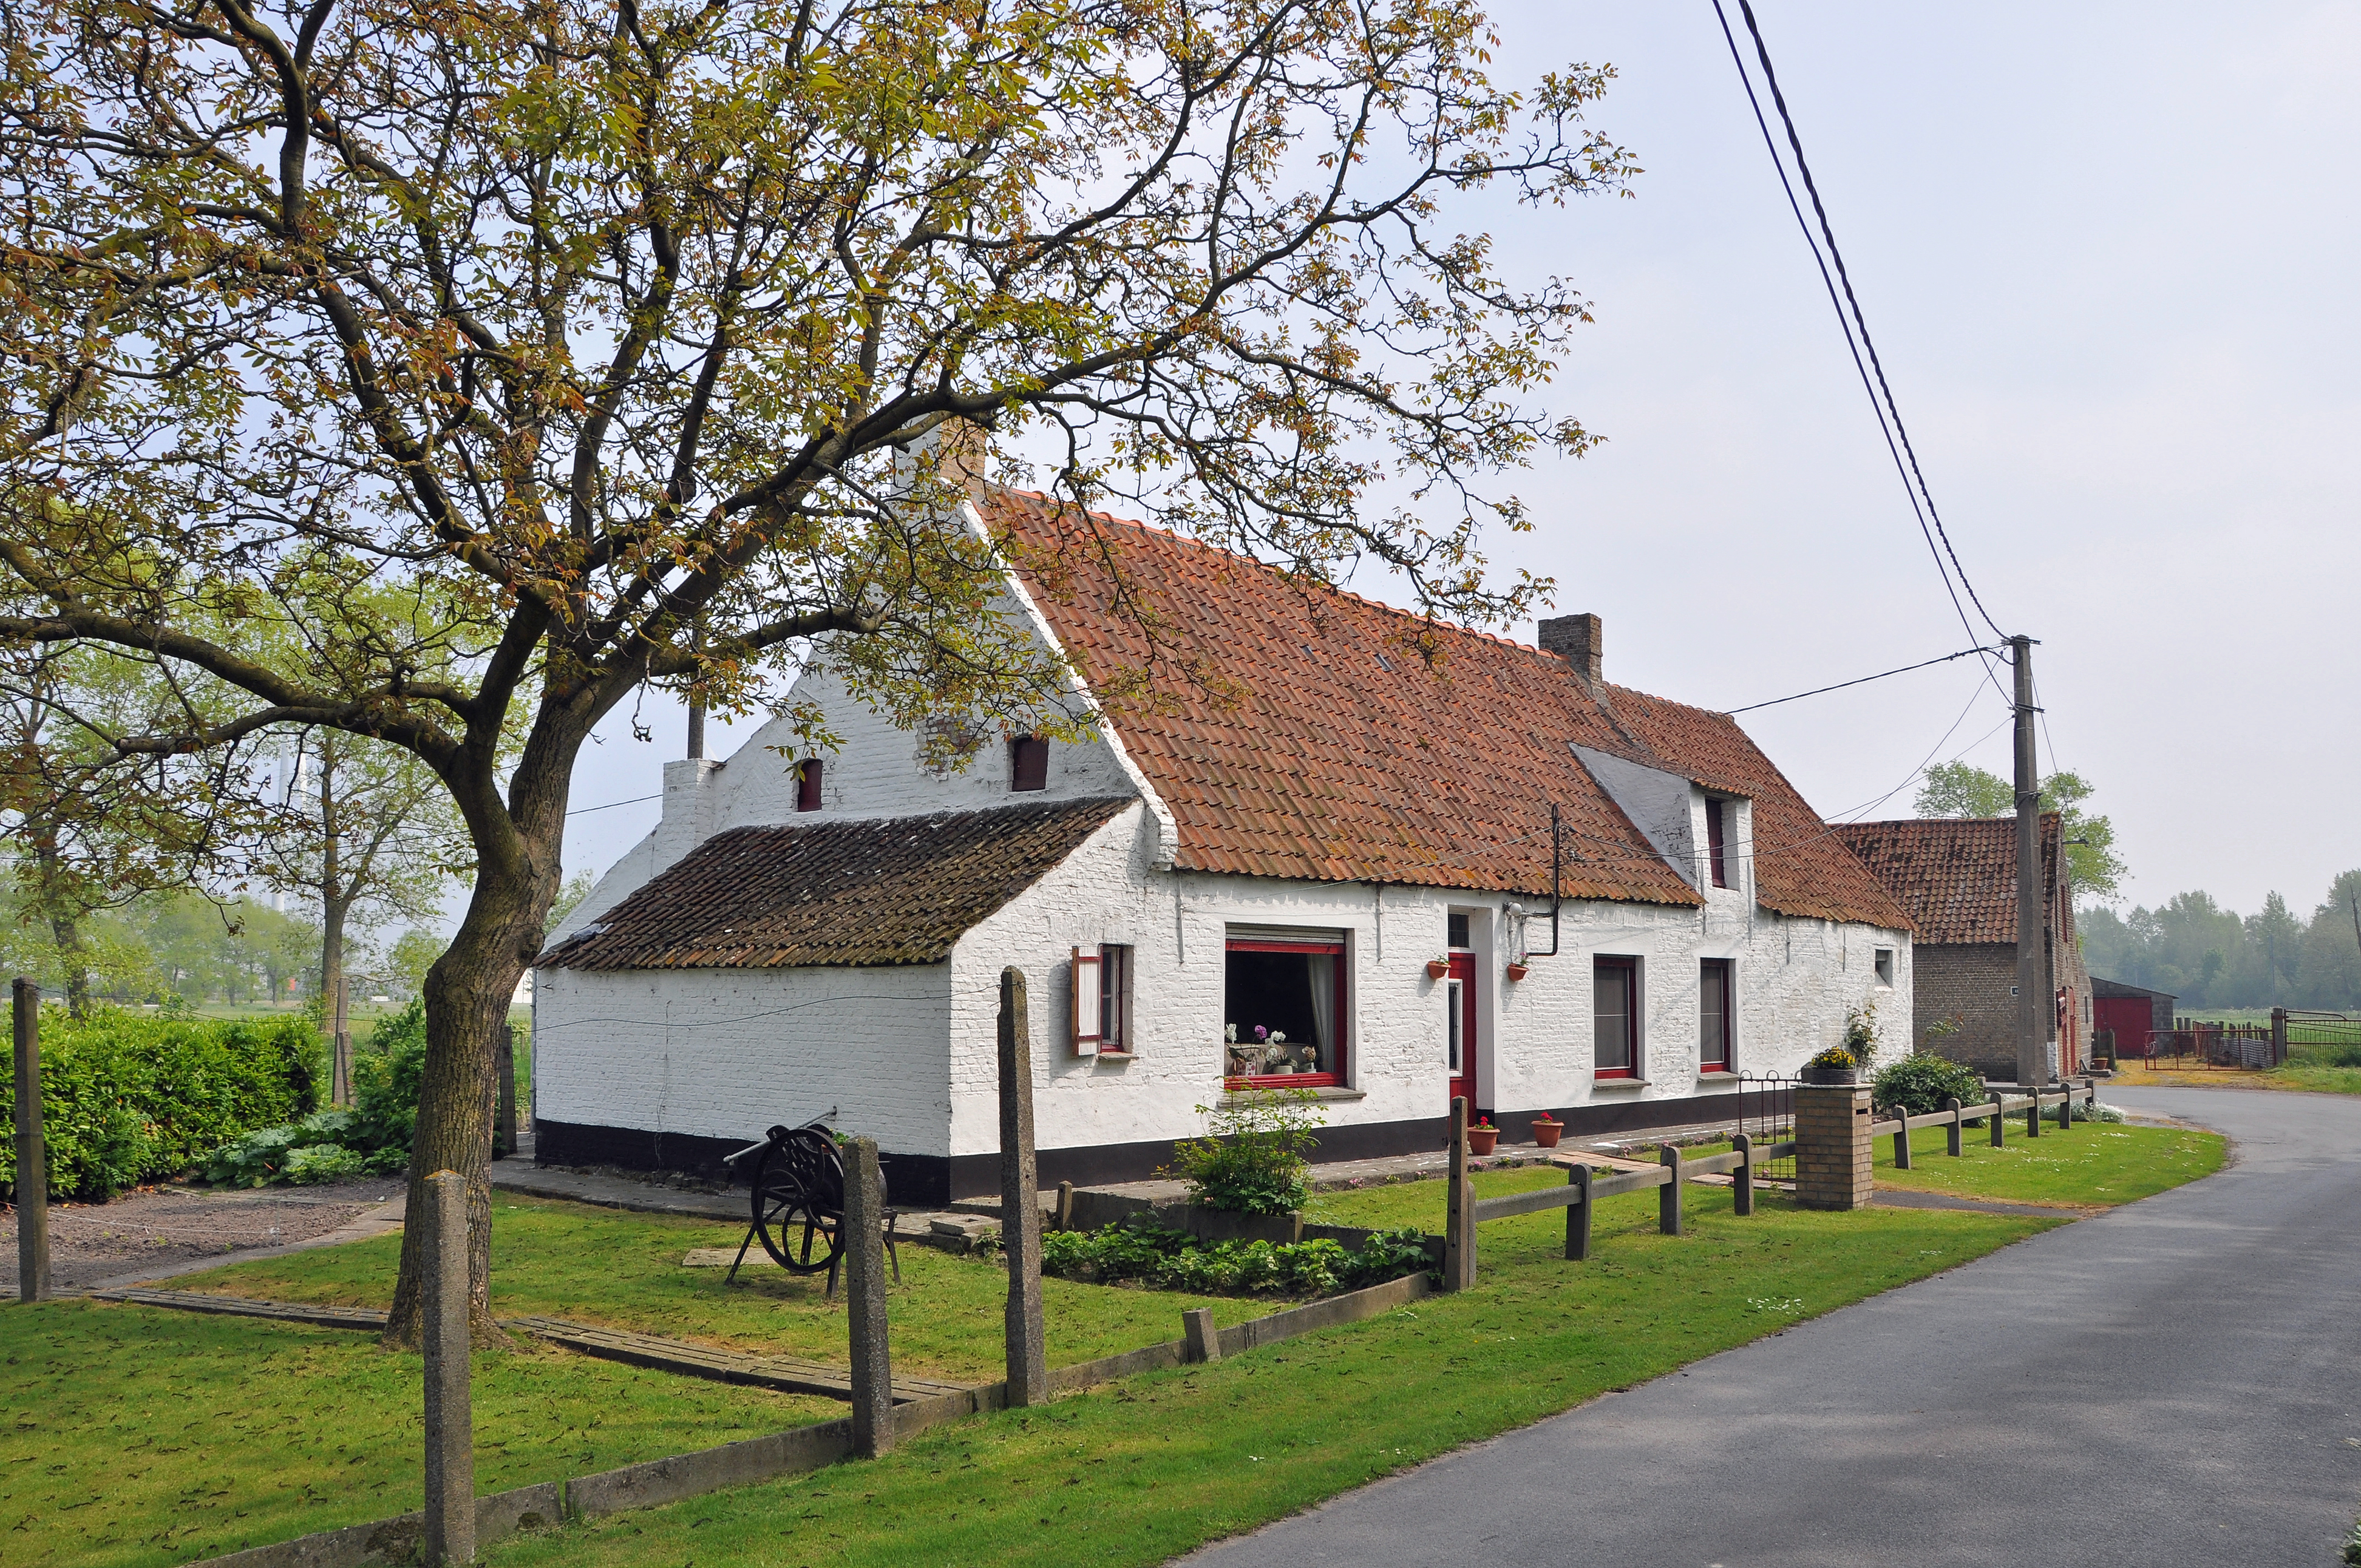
[1538,613,1602,682]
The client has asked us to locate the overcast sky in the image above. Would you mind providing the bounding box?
[559,1,2360,921]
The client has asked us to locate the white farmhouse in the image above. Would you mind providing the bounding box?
[533,488,1914,1204]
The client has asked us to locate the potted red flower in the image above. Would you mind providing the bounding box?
[1467,1117,1500,1156]
[1529,1113,1564,1149]
[1504,961,1530,982]
[1425,954,1451,981]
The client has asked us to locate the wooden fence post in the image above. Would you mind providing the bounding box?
[422,1170,474,1568]
[331,975,353,1108]
[1657,1144,1683,1236]
[1731,1132,1755,1218]
[12,979,47,1305]
[2026,1088,2042,1139]
[998,968,1047,1407]
[1945,1097,1964,1158]
[2054,1091,2071,1131]
[494,1025,518,1160]
[1890,1111,1912,1170]
[1442,1096,1476,1291]
[1565,1162,1592,1261]
[1989,1090,2005,1148]
[844,1137,892,1458]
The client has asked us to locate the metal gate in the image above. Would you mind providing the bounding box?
[1739,1072,1796,1185]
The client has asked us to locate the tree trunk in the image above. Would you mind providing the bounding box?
[318,736,345,1017]
[49,911,88,1020]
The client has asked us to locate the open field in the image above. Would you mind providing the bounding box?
[2113,1059,2361,1096]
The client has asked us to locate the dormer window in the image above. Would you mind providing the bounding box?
[1010,735,1048,792]
[1705,798,1731,889]
[796,758,823,812]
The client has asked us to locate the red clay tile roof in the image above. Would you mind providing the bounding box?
[1833,815,2060,945]
[543,798,1131,970]
[990,490,1910,930]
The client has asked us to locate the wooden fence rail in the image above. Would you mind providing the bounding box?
[1444,1078,2102,1288]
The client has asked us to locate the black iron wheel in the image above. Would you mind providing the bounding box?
[750,1137,844,1274]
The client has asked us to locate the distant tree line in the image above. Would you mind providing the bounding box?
[2078,876,2361,1011]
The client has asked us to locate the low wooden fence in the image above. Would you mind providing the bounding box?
[1441,1081,2101,1288]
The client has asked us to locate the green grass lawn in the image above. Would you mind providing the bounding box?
[0,1298,835,1568]
[1868,1121,2226,1206]
[481,1181,2062,1568]
[177,1196,1280,1386]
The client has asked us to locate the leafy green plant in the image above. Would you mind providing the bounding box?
[1,1008,322,1199]
[1873,1053,1984,1118]
[1166,1087,1324,1215]
[1843,1000,1883,1074]
[1806,1045,1856,1072]
[1039,1222,1431,1297]
[197,1001,426,1187]
[2067,1097,2125,1124]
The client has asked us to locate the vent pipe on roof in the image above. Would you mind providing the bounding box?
[1538,614,1602,683]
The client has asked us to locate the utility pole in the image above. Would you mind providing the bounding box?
[2012,635,2046,1087]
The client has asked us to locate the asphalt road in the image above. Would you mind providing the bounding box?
[1184,1087,2361,1568]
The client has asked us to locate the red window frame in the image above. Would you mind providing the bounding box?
[1594,955,1639,1079]
[1699,957,1733,1073]
[795,758,823,812]
[1223,937,1346,1089]
[1705,798,1729,889]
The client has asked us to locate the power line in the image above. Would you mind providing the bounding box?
[1724,0,2006,645]
[567,792,662,816]
[1724,644,1997,714]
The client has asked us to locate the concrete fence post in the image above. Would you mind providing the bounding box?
[331,975,353,1108]
[1945,1097,1964,1158]
[844,1137,892,1458]
[1989,1090,2005,1148]
[422,1170,474,1567]
[1442,1097,1476,1290]
[1731,1132,1755,1218]
[1055,1179,1075,1232]
[1658,1144,1683,1236]
[1793,1083,1874,1210]
[1565,1162,1592,1261]
[1890,1109,1912,1170]
[1181,1307,1221,1364]
[12,979,47,1305]
[998,968,1047,1407]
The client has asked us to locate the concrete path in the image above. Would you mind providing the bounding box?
[1183,1087,2361,1568]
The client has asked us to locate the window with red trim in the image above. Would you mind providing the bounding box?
[1699,958,1733,1071]
[1223,937,1345,1087]
[1705,798,1730,889]
[1595,955,1639,1078]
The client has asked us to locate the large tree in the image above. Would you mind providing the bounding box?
[1913,761,2127,903]
[0,0,1632,1340]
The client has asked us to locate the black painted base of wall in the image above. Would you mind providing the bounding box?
[535,1093,1759,1210]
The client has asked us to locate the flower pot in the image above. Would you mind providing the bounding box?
[1467,1124,1500,1156]
[1530,1118,1563,1149]
[1504,962,1530,982]
[1425,960,1450,980]
[1801,1065,1858,1085]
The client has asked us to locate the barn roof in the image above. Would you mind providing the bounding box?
[543,796,1132,971]
[1832,815,2061,946]
[991,489,1911,929]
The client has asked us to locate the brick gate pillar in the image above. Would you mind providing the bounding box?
[1793,1083,1874,1210]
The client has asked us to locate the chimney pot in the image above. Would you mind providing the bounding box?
[1539,614,1602,682]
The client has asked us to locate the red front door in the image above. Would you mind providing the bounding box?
[1446,952,1478,1110]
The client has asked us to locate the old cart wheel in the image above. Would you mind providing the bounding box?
[750,1137,844,1275]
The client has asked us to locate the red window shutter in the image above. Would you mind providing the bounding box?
[797,758,823,812]
[1072,947,1102,1055]
[1706,799,1728,888]
[1011,736,1048,792]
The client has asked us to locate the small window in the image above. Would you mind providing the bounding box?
[1874,947,1895,987]
[1594,956,1639,1078]
[1447,912,1470,950]
[795,758,823,812]
[1010,735,1048,792]
[1700,958,1733,1071]
[1445,978,1465,1072]
[1072,944,1133,1057]
[1224,937,1345,1085]
[1705,799,1730,889]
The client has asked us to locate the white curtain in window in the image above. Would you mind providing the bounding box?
[1306,954,1336,1071]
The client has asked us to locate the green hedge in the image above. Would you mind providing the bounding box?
[1,1010,323,1200]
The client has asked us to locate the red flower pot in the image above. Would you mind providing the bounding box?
[1530,1118,1563,1149]
[1467,1124,1500,1156]
[1426,960,1450,980]
[1504,962,1530,982]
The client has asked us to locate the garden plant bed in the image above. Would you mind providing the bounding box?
[0,1176,403,1294]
